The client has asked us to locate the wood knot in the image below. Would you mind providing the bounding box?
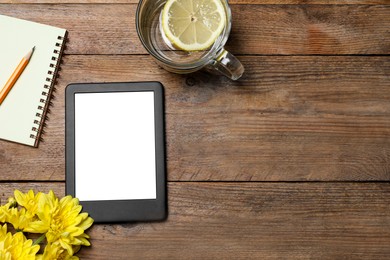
[186,77,198,87]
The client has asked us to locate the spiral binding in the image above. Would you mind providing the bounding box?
[30,34,66,144]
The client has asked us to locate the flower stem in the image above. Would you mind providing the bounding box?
[33,234,46,246]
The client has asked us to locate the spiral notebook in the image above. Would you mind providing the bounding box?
[0,15,67,147]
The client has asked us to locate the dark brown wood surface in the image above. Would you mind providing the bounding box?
[0,0,389,259]
[1,0,388,4]
[1,56,389,181]
[0,5,388,55]
[1,182,390,259]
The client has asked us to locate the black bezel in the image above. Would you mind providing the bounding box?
[65,82,167,223]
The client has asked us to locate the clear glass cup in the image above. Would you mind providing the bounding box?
[136,0,244,80]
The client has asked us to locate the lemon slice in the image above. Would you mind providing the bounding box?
[161,0,226,51]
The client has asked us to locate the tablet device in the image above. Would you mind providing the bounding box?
[65,82,167,223]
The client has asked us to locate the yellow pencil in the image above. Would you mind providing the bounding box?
[0,46,35,105]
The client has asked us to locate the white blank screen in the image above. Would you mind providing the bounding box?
[74,92,157,201]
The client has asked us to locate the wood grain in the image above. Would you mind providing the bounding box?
[1,0,389,259]
[1,0,388,4]
[0,182,389,259]
[0,55,388,181]
[83,182,390,259]
[0,182,65,205]
[0,5,388,55]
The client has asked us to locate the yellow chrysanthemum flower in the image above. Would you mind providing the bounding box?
[0,224,39,260]
[0,197,17,223]
[26,191,94,255]
[14,189,42,217]
[1,190,93,259]
[5,197,17,209]
[0,206,8,223]
[5,207,34,231]
[36,242,80,260]
[0,224,7,237]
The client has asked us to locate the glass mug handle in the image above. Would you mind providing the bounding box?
[210,49,244,80]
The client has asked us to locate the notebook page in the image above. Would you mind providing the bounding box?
[0,15,66,146]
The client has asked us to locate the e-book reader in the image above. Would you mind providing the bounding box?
[65,82,167,223]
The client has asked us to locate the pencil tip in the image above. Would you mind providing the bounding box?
[26,46,35,60]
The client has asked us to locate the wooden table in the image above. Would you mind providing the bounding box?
[1,0,389,259]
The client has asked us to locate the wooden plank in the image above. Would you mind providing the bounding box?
[1,0,387,4]
[0,4,388,55]
[0,182,389,259]
[83,182,390,259]
[0,182,65,204]
[0,55,388,181]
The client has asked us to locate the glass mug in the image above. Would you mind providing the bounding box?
[136,0,244,80]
